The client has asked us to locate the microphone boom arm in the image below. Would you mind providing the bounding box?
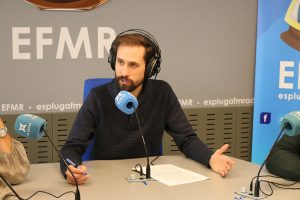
[253,122,288,197]
[133,108,151,179]
[0,174,24,200]
[41,128,81,200]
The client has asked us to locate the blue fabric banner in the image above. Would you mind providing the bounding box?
[252,0,300,164]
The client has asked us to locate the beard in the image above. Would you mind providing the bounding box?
[116,75,144,92]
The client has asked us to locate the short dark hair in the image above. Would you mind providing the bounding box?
[113,33,155,66]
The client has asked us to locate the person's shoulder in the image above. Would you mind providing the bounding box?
[149,79,172,89]
[146,80,176,100]
[279,134,300,145]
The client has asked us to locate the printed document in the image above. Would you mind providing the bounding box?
[142,164,209,186]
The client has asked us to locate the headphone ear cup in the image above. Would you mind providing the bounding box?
[145,57,158,78]
[154,58,161,76]
[108,45,116,70]
[108,53,115,70]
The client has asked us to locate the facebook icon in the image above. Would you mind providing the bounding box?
[260,112,271,124]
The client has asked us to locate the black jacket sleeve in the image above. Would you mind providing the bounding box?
[265,134,300,181]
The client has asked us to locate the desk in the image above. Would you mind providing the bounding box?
[13,155,299,200]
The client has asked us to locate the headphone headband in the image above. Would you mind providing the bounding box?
[108,29,162,79]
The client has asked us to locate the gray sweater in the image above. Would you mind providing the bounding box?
[60,79,213,175]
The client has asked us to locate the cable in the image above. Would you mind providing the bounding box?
[150,155,160,165]
[250,174,281,195]
[258,179,300,196]
[133,155,160,179]
[6,190,75,200]
[1,149,78,200]
[134,164,144,177]
[249,174,300,197]
[253,123,288,197]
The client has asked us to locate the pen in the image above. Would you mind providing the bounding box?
[66,158,87,175]
[66,158,78,168]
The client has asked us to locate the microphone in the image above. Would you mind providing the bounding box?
[280,111,300,136]
[14,114,46,139]
[14,114,81,200]
[115,90,151,179]
[252,111,300,197]
[115,90,138,115]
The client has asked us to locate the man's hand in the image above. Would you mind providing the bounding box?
[65,164,90,185]
[209,144,234,177]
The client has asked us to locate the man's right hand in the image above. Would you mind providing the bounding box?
[65,164,90,185]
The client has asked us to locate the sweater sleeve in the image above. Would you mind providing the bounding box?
[265,134,300,181]
[164,83,213,167]
[60,89,99,176]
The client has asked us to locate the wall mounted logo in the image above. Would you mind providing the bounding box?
[281,0,300,51]
[260,112,271,124]
[24,0,109,11]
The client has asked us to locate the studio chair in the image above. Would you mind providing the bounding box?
[82,78,112,161]
[83,78,112,101]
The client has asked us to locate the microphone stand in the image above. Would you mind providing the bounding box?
[253,123,288,197]
[42,128,81,200]
[133,108,151,179]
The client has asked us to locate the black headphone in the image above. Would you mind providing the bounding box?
[108,29,162,79]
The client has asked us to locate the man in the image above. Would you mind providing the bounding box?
[0,118,30,199]
[60,29,234,185]
[266,134,300,181]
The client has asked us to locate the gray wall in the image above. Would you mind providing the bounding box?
[0,0,257,114]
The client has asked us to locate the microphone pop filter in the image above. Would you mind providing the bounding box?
[281,111,300,136]
[115,90,138,115]
[14,114,47,139]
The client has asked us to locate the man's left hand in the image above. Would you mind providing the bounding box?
[209,144,234,177]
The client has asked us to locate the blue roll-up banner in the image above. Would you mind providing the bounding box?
[252,0,300,164]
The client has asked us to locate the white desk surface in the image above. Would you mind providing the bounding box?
[12,155,299,200]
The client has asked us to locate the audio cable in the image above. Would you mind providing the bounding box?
[249,174,300,197]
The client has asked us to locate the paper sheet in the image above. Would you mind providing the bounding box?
[141,164,209,186]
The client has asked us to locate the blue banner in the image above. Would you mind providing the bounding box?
[252,0,300,164]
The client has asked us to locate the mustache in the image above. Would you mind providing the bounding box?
[116,76,131,82]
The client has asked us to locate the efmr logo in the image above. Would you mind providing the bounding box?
[260,112,271,124]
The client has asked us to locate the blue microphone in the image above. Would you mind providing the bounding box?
[14,114,81,200]
[115,90,138,114]
[114,91,151,179]
[281,111,300,136]
[14,114,46,139]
